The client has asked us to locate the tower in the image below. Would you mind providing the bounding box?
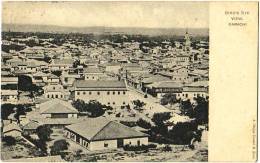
[184,29,191,52]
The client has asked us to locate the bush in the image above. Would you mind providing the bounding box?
[144,94,148,98]
[2,136,16,146]
[36,125,53,141]
[167,121,199,144]
[147,144,157,149]
[123,144,149,151]
[50,139,69,155]
[162,145,172,152]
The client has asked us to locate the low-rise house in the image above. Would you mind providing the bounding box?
[47,74,60,84]
[22,120,41,135]
[1,77,18,90]
[49,59,74,71]
[146,81,183,98]
[64,118,149,150]
[176,54,190,66]
[1,90,18,104]
[182,81,209,99]
[38,99,79,118]
[99,63,121,74]
[73,80,128,107]
[84,67,106,80]
[32,72,50,86]
[43,84,69,100]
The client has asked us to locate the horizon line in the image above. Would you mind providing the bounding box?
[2,23,209,30]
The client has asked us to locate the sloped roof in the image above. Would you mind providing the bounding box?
[73,80,127,90]
[39,99,78,114]
[3,123,22,133]
[53,59,74,65]
[1,90,18,95]
[84,67,103,74]
[65,118,148,141]
[23,121,41,130]
[41,103,78,114]
[147,81,183,89]
[33,72,50,77]
[141,75,169,84]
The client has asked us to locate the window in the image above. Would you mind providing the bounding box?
[92,77,94,79]
[107,91,110,95]
[104,143,108,147]
[123,91,126,95]
[97,92,100,95]
[186,94,188,98]
[56,95,58,98]
[123,102,125,105]
[77,92,80,95]
[108,102,110,105]
[47,95,49,98]
[53,87,55,90]
[86,77,89,79]
[83,92,86,95]
[137,140,141,146]
[113,92,115,95]
[61,95,63,98]
[51,95,54,98]
[89,91,92,95]
[113,102,115,105]
[118,91,120,95]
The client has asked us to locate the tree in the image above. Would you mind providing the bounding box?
[52,71,62,77]
[14,107,26,123]
[72,99,107,117]
[151,112,172,136]
[136,118,151,129]
[18,75,33,91]
[73,60,80,68]
[151,112,171,127]
[160,93,178,105]
[180,99,193,116]
[36,125,53,141]
[193,96,209,124]
[50,139,69,155]
[132,100,146,111]
[43,55,52,63]
[168,121,199,145]
[2,136,16,146]
[1,104,15,120]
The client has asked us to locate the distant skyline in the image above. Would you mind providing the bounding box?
[3,1,209,29]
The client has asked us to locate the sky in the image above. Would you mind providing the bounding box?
[3,1,209,29]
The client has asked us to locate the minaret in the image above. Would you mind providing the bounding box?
[184,29,191,52]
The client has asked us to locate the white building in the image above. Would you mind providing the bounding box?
[38,99,78,118]
[64,118,148,151]
[73,80,128,107]
[1,90,18,104]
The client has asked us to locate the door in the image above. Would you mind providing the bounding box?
[117,139,124,148]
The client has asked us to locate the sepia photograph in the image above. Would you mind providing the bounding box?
[1,1,209,162]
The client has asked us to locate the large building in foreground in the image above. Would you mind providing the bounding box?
[64,118,148,151]
[72,80,129,107]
